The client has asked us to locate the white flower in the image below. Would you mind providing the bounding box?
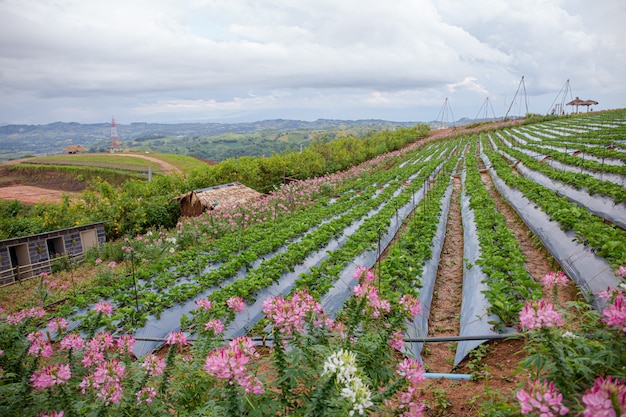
[322,349,357,384]
[323,350,372,415]
[169,247,175,254]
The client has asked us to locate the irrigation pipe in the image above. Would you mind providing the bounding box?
[116,333,524,344]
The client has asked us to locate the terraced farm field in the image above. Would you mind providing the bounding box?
[1,111,625,416]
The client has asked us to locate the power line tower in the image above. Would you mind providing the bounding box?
[547,79,572,116]
[474,97,497,121]
[504,75,529,120]
[435,97,455,129]
[110,117,121,152]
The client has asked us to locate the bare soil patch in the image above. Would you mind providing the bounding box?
[0,184,79,205]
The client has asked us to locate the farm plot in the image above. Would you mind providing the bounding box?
[2,112,625,416]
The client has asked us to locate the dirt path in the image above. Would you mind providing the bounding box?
[112,153,182,175]
[422,175,464,373]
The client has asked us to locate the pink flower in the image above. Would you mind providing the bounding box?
[519,299,564,330]
[6,306,46,325]
[136,386,158,404]
[93,301,113,315]
[39,411,64,417]
[204,337,263,395]
[582,376,626,417]
[81,332,114,368]
[262,290,324,335]
[108,261,117,268]
[116,335,136,354]
[353,265,375,283]
[354,284,390,319]
[166,331,188,346]
[400,294,422,317]
[47,317,68,333]
[602,294,626,332]
[60,333,84,351]
[616,265,626,278]
[204,319,224,335]
[27,331,54,358]
[79,358,125,405]
[95,258,102,264]
[31,363,71,390]
[142,354,166,377]
[389,331,405,351]
[397,358,425,385]
[226,296,245,313]
[516,379,568,416]
[541,271,569,288]
[196,298,212,310]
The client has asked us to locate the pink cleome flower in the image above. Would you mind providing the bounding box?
[226,296,245,313]
[166,331,188,346]
[516,379,568,416]
[142,354,166,377]
[204,319,224,335]
[541,271,569,288]
[262,289,324,335]
[59,333,84,351]
[601,293,626,333]
[519,299,564,330]
[27,331,54,358]
[204,336,264,395]
[47,317,68,334]
[79,358,126,405]
[389,331,405,351]
[93,301,113,315]
[582,376,626,417]
[196,298,212,310]
[31,363,71,390]
[400,294,422,317]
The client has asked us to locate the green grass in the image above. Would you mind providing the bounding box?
[26,154,161,173]
[147,153,211,173]
[25,152,209,175]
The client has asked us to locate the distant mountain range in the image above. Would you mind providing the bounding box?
[0,118,489,162]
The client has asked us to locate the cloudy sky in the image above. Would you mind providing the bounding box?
[1,0,624,125]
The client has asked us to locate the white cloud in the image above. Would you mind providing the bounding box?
[0,0,623,124]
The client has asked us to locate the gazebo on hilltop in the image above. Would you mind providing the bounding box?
[566,97,598,113]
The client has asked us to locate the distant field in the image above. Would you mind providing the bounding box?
[17,152,209,175]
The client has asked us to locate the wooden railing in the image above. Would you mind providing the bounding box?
[0,253,84,288]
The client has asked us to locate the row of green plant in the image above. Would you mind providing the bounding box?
[490,131,626,203]
[378,140,463,296]
[60,144,440,331]
[511,124,626,164]
[503,128,626,176]
[518,122,626,151]
[185,146,448,330]
[292,147,454,300]
[482,139,626,268]
[464,138,542,327]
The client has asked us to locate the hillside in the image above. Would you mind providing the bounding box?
[0,152,208,200]
[0,118,421,162]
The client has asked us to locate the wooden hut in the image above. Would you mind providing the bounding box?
[63,145,88,154]
[174,182,263,217]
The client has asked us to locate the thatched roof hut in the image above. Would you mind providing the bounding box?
[174,182,263,217]
[566,97,598,113]
[63,145,88,154]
